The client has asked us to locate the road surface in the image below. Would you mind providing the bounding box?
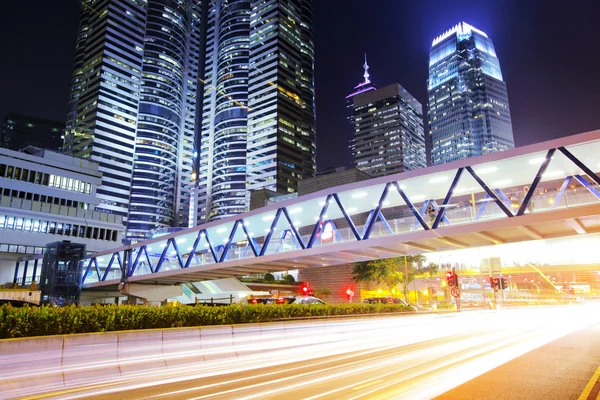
[3,304,600,399]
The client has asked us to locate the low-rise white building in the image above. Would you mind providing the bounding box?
[0,147,124,286]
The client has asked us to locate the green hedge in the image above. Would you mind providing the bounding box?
[0,303,414,339]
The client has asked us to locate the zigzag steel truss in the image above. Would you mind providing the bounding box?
[82,146,600,284]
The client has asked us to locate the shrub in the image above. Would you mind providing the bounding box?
[0,302,414,339]
[284,274,296,283]
[263,273,275,282]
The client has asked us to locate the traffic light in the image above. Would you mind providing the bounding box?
[300,283,314,296]
[446,271,455,287]
[346,288,354,301]
[500,278,508,290]
[490,277,499,289]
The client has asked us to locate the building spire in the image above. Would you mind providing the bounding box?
[363,53,370,84]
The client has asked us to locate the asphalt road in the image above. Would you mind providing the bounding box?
[5,304,600,400]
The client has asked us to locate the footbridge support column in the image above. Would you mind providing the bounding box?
[119,283,182,306]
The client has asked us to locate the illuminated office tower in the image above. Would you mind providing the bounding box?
[127,1,202,240]
[198,0,316,223]
[64,0,202,241]
[428,22,514,165]
[351,82,426,177]
[198,0,252,223]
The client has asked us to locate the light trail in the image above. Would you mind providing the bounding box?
[2,304,599,399]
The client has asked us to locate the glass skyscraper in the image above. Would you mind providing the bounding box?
[428,22,514,165]
[351,82,426,177]
[198,0,316,223]
[64,0,202,241]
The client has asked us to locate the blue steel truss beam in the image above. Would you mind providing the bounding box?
[260,208,283,256]
[363,186,389,240]
[82,258,93,283]
[130,246,154,277]
[466,166,514,218]
[93,258,101,282]
[102,252,122,281]
[184,231,207,269]
[240,220,260,256]
[332,193,361,241]
[558,147,600,186]
[573,175,600,200]
[220,221,241,262]
[517,149,555,216]
[276,229,302,252]
[360,209,392,238]
[391,182,430,232]
[433,168,464,228]
[171,239,184,269]
[155,238,183,273]
[551,177,573,209]
[307,194,334,248]
[281,207,306,250]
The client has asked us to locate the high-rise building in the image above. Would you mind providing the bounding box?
[198,0,316,223]
[351,83,426,177]
[64,0,202,241]
[1,114,64,152]
[428,22,514,165]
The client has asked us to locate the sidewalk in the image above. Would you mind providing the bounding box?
[436,322,600,400]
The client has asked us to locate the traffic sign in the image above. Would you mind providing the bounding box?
[451,287,460,298]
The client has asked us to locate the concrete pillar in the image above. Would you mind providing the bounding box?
[21,261,29,286]
[13,261,19,287]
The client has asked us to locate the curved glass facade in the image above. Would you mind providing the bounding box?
[198,0,316,224]
[199,0,251,222]
[126,0,202,241]
[127,0,189,238]
[210,0,250,220]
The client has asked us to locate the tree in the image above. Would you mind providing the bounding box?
[422,262,439,277]
[263,273,275,282]
[352,255,427,302]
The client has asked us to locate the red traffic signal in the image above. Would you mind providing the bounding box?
[490,277,499,289]
[346,288,355,300]
[446,271,455,287]
[300,284,314,296]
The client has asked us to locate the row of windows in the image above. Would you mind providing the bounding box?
[1,188,89,209]
[0,243,43,255]
[0,215,120,242]
[0,164,93,194]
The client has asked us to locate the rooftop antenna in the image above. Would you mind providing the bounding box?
[363,53,370,84]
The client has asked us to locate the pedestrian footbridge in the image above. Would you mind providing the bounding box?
[79,130,600,290]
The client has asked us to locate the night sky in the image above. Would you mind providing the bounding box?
[1,1,599,171]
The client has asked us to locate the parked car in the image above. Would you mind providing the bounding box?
[276,295,326,305]
[248,297,275,305]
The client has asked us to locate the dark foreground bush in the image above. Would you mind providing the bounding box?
[0,303,414,339]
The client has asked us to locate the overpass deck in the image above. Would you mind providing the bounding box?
[78,130,600,289]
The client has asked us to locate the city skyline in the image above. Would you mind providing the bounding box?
[1,1,599,172]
